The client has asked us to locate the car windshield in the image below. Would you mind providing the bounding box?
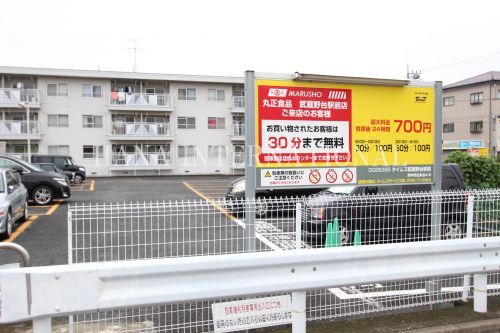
[324,186,357,194]
[66,158,77,166]
[13,158,43,172]
[39,164,55,172]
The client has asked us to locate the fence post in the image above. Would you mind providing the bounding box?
[292,201,306,333]
[33,317,51,333]
[462,194,475,301]
[474,273,488,313]
[295,202,302,250]
[67,209,74,333]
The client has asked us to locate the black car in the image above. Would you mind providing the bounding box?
[0,155,71,205]
[302,164,467,246]
[32,163,75,183]
[31,155,86,184]
[225,177,326,217]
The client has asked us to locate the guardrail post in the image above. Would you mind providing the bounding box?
[292,201,306,333]
[291,291,306,333]
[462,194,475,301]
[474,273,488,313]
[33,317,51,333]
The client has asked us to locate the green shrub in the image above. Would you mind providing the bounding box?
[445,150,500,188]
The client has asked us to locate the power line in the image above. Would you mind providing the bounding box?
[423,51,500,72]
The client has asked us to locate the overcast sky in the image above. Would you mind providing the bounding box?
[1,0,500,85]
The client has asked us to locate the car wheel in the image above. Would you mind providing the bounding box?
[74,174,84,184]
[1,211,13,239]
[19,202,28,222]
[32,186,54,205]
[339,224,352,246]
[442,223,464,240]
[255,199,268,218]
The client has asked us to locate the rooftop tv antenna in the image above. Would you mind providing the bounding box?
[406,64,422,80]
[127,39,145,72]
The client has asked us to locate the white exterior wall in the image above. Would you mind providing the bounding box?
[171,82,233,175]
[37,77,111,176]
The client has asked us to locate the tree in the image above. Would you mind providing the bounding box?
[445,151,500,188]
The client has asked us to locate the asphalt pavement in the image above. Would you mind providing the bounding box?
[0,175,238,267]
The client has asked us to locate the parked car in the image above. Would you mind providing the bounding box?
[31,155,86,183]
[225,177,326,217]
[0,155,71,205]
[302,164,467,246]
[32,163,75,183]
[0,168,28,238]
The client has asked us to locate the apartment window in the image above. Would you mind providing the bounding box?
[145,88,155,94]
[470,92,483,104]
[48,114,69,128]
[178,145,196,158]
[82,115,103,128]
[47,83,68,97]
[177,117,196,129]
[496,89,500,99]
[48,145,69,155]
[83,145,103,159]
[443,123,454,133]
[208,117,225,129]
[208,89,225,102]
[208,145,226,158]
[443,96,454,106]
[470,121,483,133]
[178,88,196,101]
[82,84,102,98]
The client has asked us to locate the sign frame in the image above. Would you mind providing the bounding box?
[246,73,442,190]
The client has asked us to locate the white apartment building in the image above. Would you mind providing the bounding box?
[0,66,246,176]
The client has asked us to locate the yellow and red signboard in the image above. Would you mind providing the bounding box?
[255,79,435,188]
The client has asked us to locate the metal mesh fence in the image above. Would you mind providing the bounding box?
[69,189,500,332]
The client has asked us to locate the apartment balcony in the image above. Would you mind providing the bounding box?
[231,96,245,113]
[110,152,173,170]
[108,122,174,141]
[108,93,174,112]
[0,121,41,140]
[0,89,40,108]
[230,123,245,141]
[232,152,244,169]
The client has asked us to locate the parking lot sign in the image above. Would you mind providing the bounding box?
[250,75,439,189]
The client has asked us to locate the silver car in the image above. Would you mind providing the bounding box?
[0,168,28,239]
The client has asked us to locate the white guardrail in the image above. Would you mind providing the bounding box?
[1,237,500,332]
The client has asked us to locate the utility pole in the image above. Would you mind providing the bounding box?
[19,100,31,162]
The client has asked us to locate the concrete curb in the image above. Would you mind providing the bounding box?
[406,318,500,333]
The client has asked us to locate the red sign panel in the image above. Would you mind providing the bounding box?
[257,85,352,165]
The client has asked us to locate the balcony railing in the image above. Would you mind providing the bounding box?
[109,93,173,107]
[110,122,172,137]
[233,151,244,164]
[231,123,245,137]
[111,152,172,167]
[0,89,40,105]
[232,96,245,109]
[0,121,41,136]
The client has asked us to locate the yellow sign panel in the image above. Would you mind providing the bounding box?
[255,79,436,188]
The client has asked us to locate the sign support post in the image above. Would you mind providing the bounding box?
[431,81,443,240]
[428,81,443,307]
[244,70,256,253]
